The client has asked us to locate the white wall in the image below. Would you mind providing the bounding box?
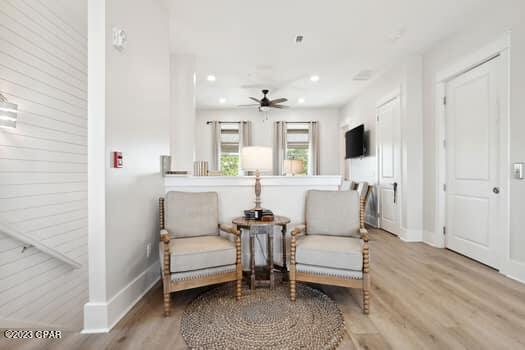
[196,108,341,175]
[339,66,404,226]
[85,0,170,332]
[421,1,524,251]
[341,0,525,280]
[0,0,87,329]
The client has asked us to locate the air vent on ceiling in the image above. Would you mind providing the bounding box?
[295,35,304,43]
[353,70,374,81]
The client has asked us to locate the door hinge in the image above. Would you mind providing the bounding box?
[443,226,446,235]
[443,184,447,192]
[443,96,447,105]
[443,139,446,148]
[376,115,379,122]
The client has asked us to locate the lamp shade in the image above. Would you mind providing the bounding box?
[241,146,272,171]
[284,159,304,175]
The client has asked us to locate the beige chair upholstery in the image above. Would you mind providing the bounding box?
[165,191,219,237]
[290,182,372,314]
[295,235,363,271]
[159,192,242,316]
[306,190,360,236]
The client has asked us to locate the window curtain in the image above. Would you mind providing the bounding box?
[210,121,221,171]
[238,121,252,175]
[308,121,320,175]
[273,121,287,175]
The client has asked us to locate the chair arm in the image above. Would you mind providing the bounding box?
[219,224,240,237]
[360,228,369,242]
[291,224,306,237]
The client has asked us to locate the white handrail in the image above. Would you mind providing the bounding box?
[0,220,81,269]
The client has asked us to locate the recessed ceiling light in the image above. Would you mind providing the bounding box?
[207,75,216,82]
[310,75,320,82]
[298,97,305,104]
[219,97,226,104]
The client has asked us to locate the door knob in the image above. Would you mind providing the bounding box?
[493,187,500,194]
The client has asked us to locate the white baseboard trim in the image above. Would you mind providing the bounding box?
[82,261,160,334]
[500,260,525,284]
[422,230,445,248]
[399,228,423,242]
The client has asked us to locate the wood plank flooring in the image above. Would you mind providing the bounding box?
[2,229,525,350]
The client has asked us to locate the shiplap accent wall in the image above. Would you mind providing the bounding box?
[0,0,87,329]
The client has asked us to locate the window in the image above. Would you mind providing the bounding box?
[285,123,309,176]
[220,123,240,176]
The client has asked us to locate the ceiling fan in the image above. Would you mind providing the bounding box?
[238,89,289,112]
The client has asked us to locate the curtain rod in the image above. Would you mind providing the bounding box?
[275,121,318,124]
[206,120,318,124]
[206,121,250,125]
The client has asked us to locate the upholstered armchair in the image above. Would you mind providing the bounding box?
[290,183,371,314]
[159,191,242,316]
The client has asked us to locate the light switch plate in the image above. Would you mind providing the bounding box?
[513,162,524,180]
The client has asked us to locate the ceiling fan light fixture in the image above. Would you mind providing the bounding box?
[259,106,270,112]
[206,75,216,82]
[310,75,320,82]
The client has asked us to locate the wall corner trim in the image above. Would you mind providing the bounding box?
[399,228,423,242]
[82,261,160,334]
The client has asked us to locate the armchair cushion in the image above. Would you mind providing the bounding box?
[306,190,360,236]
[165,191,219,238]
[295,235,363,271]
[165,235,236,273]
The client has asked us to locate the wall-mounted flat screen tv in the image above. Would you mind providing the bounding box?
[345,124,366,159]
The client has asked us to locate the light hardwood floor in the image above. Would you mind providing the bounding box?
[3,229,525,350]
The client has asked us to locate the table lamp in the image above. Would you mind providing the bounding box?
[283,159,304,176]
[241,146,273,210]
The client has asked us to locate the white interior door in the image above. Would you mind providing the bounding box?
[445,57,500,268]
[378,96,401,235]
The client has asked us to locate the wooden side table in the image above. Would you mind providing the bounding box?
[232,216,290,289]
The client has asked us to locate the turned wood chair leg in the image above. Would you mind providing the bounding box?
[363,288,370,314]
[163,291,171,317]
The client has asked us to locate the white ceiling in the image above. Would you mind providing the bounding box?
[164,0,492,109]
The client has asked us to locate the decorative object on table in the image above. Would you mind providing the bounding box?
[180,283,345,350]
[207,170,223,176]
[193,160,209,176]
[164,170,189,176]
[243,209,274,221]
[283,159,304,176]
[241,146,273,210]
[233,216,290,289]
[0,93,18,129]
[289,182,372,314]
[159,191,242,316]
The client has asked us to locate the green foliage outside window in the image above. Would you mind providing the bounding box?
[286,148,309,176]
[220,154,239,176]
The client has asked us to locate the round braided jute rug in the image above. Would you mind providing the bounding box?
[180,283,345,350]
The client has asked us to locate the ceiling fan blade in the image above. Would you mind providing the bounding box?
[237,104,259,108]
[271,104,290,109]
[270,98,288,104]
[249,97,261,103]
